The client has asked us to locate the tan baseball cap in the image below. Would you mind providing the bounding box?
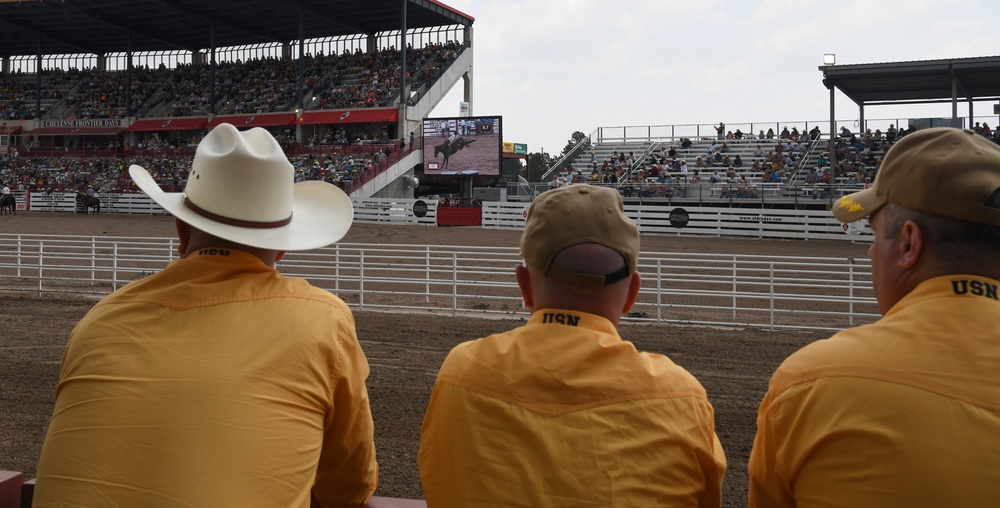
[833,127,1000,226]
[520,184,639,288]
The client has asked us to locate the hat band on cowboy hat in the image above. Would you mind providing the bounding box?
[130,123,353,251]
[181,193,292,229]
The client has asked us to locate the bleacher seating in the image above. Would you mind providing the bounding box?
[547,128,894,203]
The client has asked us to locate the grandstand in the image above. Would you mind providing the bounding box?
[5,5,1000,209]
[0,0,475,199]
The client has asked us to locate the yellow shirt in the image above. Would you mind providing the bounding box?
[749,275,1000,508]
[34,249,378,508]
[419,309,726,507]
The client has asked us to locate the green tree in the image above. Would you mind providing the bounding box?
[526,151,552,182]
[561,131,590,157]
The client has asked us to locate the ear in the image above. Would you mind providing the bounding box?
[897,220,925,270]
[515,264,534,310]
[174,218,191,257]
[621,272,642,314]
[275,251,286,263]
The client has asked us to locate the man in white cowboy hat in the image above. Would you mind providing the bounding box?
[34,123,377,507]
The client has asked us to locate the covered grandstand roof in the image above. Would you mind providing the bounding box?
[819,56,1000,105]
[0,0,473,58]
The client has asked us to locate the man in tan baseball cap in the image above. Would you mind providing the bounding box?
[420,184,726,507]
[750,128,1000,507]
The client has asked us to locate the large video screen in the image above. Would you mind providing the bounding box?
[422,116,502,176]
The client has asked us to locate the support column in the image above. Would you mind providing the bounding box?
[399,0,407,112]
[295,11,306,144]
[36,36,42,119]
[126,31,133,118]
[398,0,409,141]
[462,26,474,114]
[952,75,958,122]
[828,83,836,179]
[210,22,217,115]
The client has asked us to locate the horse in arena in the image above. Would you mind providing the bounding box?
[76,193,101,214]
[433,137,477,171]
[0,194,15,215]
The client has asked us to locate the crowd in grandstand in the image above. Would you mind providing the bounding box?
[554,121,1000,201]
[1,41,465,121]
[0,137,408,195]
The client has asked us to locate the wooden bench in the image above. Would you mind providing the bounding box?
[0,471,23,508]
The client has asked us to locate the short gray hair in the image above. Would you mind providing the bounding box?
[881,203,1000,264]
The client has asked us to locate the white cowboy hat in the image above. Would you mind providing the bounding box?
[130,123,353,251]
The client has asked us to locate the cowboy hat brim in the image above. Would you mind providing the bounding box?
[130,165,353,251]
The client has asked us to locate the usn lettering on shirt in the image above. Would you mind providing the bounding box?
[540,312,581,326]
[196,248,231,257]
[951,278,999,300]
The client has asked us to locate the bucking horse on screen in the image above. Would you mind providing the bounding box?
[433,136,477,171]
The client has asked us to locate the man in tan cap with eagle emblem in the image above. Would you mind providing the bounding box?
[749,128,1000,507]
[34,124,377,507]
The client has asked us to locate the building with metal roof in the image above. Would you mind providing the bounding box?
[0,0,473,59]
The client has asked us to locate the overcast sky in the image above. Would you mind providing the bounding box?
[428,0,1000,156]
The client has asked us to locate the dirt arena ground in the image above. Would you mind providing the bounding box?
[0,212,870,506]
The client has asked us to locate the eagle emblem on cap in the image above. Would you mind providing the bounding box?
[837,197,865,213]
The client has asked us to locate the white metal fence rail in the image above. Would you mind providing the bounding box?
[1,233,878,331]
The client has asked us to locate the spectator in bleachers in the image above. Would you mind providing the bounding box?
[886,124,897,143]
[716,121,725,140]
[649,160,662,178]
[719,179,731,198]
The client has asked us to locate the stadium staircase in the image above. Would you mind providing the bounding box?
[354,45,474,198]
